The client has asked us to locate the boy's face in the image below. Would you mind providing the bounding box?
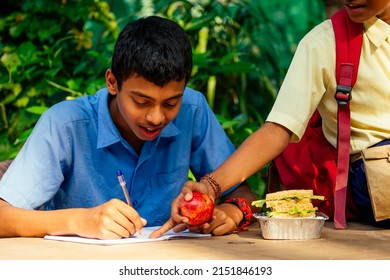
[106,70,185,151]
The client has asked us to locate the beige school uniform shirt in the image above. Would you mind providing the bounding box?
[267,16,390,154]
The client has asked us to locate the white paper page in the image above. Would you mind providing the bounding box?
[44,226,211,245]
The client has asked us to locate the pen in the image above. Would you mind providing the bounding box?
[116,170,132,206]
[116,170,146,238]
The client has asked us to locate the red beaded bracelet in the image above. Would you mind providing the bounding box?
[200,173,222,199]
[225,198,253,231]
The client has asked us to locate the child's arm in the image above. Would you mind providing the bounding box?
[0,198,146,239]
[202,122,291,197]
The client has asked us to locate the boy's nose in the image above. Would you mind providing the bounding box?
[146,108,165,125]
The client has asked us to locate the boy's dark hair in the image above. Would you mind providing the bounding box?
[111,16,193,90]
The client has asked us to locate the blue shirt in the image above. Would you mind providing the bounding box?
[0,88,237,226]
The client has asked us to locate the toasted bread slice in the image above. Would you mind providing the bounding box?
[266,189,314,201]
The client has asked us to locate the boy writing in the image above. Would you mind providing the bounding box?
[0,16,256,239]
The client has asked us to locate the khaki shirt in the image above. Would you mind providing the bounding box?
[267,16,390,154]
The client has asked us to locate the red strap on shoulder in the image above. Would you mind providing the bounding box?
[332,8,362,86]
[331,8,362,229]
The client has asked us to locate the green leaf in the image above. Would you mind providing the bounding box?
[26,106,48,115]
[1,52,22,73]
[73,61,88,75]
[17,41,37,63]
[15,96,29,108]
[46,68,61,78]
[13,127,34,145]
[184,15,215,31]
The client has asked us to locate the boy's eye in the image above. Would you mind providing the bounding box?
[132,98,149,106]
[164,96,182,108]
[164,101,179,108]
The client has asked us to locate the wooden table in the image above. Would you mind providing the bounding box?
[1,221,389,260]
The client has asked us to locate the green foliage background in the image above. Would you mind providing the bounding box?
[0,0,326,198]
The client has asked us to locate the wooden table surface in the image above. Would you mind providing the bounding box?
[1,221,389,260]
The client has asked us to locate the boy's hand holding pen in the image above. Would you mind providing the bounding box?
[116,170,148,238]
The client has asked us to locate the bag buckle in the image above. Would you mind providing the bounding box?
[334,84,352,106]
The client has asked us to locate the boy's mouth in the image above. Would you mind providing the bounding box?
[140,126,162,139]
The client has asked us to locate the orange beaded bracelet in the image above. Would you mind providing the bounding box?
[200,173,222,199]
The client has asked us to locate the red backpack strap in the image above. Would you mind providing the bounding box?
[331,8,362,229]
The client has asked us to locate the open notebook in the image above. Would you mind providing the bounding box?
[44,226,211,245]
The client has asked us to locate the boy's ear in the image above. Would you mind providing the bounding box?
[105,69,118,95]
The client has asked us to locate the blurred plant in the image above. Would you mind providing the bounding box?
[0,0,119,159]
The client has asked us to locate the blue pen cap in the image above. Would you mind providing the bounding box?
[117,170,126,185]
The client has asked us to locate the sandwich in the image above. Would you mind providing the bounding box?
[251,189,325,218]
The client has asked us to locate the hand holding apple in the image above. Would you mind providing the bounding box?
[179,191,214,226]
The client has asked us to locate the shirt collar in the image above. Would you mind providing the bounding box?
[159,122,181,138]
[364,16,390,48]
[96,89,121,149]
[96,88,182,149]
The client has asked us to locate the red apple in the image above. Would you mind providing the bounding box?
[179,191,214,226]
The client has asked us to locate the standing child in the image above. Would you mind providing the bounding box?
[0,16,257,239]
[152,1,390,237]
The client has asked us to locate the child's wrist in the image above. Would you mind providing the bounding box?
[200,173,222,200]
